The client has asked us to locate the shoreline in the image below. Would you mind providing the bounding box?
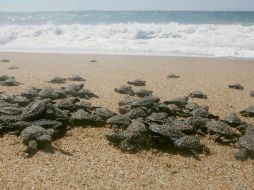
[1,50,254,61]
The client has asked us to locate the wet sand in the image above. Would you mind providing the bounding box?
[0,52,254,190]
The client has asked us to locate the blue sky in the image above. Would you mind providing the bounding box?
[0,0,253,12]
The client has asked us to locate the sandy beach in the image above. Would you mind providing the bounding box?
[0,52,254,190]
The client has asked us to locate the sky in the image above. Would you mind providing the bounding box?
[0,0,253,12]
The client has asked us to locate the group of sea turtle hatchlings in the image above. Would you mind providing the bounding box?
[0,59,254,160]
[0,75,21,86]
[0,60,20,86]
[0,74,88,87]
[111,76,254,160]
[0,78,116,156]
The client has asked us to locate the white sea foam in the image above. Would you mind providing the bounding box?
[0,23,254,58]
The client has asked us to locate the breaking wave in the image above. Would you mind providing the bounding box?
[0,22,254,58]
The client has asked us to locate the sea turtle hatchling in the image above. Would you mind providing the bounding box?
[191,106,213,118]
[0,59,10,62]
[125,107,147,119]
[167,74,180,79]
[12,96,30,107]
[146,112,169,124]
[245,125,254,135]
[8,65,19,70]
[106,120,151,152]
[114,85,134,95]
[131,96,160,109]
[93,107,115,121]
[118,96,139,106]
[0,75,11,81]
[21,99,50,121]
[54,88,67,99]
[240,106,254,117]
[46,77,66,84]
[70,109,102,126]
[0,105,22,115]
[1,78,20,86]
[0,93,13,102]
[20,125,54,154]
[164,96,189,108]
[185,102,202,111]
[169,118,200,135]
[106,114,131,128]
[55,97,80,111]
[223,113,242,127]
[38,87,59,100]
[207,120,241,143]
[174,136,210,154]
[75,101,93,111]
[63,84,84,96]
[190,91,207,99]
[127,79,146,86]
[21,87,41,99]
[118,105,132,114]
[0,99,15,108]
[157,103,180,116]
[235,134,254,161]
[228,83,244,90]
[148,124,185,142]
[78,89,98,99]
[133,89,153,97]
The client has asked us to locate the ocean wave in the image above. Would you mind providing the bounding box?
[0,23,254,58]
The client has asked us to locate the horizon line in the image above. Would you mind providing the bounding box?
[0,9,254,13]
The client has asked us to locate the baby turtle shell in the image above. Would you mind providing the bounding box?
[228,83,244,90]
[127,79,146,86]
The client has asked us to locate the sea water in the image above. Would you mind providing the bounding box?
[0,11,254,58]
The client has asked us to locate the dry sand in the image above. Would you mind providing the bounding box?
[0,52,254,190]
